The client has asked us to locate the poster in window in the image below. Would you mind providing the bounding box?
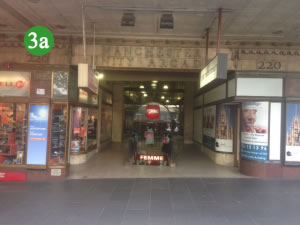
[27,105,49,165]
[241,102,269,161]
[53,72,68,99]
[215,105,233,153]
[286,103,300,162]
[203,106,216,149]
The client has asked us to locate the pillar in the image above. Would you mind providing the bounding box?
[97,88,102,151]
[184,82,194,144]
[112,84,124,142]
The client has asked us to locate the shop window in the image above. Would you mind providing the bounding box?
[50,104,67,166]
[87,110,98,149]
[0,104,27,165]
[70,107,87,153]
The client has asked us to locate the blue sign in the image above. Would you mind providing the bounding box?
[241,143,268,161]
[27,105,49,165]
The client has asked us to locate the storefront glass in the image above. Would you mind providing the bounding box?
[0,103,27,165]
[87,110,98,149]
[70,107,87,153]
[50,104,67,166]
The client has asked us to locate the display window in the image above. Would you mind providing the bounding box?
[52,72,68,99]
[0,103,27,165]
[50,104,68,166]
[87,110,97,149]
[70,107,87,153]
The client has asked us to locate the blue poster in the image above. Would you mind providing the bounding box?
[27,105,49,165]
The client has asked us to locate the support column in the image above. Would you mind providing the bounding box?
[97,88,102,151]
[112,84,124,142]
[184,82,194,144]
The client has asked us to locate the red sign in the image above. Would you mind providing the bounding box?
[136,154,168,166]
[0,171,26,181]
[146,105,160,120]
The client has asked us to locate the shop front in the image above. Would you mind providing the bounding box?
[193,54,300,177]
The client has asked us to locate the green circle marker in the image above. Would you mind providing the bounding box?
[24,26,54,56]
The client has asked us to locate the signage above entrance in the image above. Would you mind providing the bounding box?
[0,71,29,97]
[146,105,160,120]
[78,63,99,94]
[200,53,228,89]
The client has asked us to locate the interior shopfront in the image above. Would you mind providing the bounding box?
[194,62,300,177]
[0,66,100,181]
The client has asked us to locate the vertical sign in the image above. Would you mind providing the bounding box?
[286,103,300,162]
[27,105,49,165]
[203,106,216,149]
[241,102,269,161]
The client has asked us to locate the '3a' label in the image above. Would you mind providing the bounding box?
[24,26,54,56]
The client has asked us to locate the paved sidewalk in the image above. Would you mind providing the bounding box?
[1,178,300,225]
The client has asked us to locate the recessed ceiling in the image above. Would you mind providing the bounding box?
[1,0,300,42]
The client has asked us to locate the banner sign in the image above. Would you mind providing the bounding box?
[146,105,160,120]
[200,53,228,88]
[215,105,233,153]
[286,103,300,162]
[241,102,269,161]
[78,63,98,94]
[136,154,168,166]
[0,171,26,181]
[0,71,29,97]
[203,106,216,149]
[27,105,49,165]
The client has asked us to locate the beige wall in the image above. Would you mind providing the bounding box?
[112,84,124,142]
[184,82,195,144]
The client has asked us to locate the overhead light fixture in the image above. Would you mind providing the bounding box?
[143,93,148,97]
[161,96,165,99]
[152,80,158,83]
[151,83,157,87]
[130,93,133,97]
[95,72,104,80]
[141,91,146,93]
[166,100,170,103]
[163,85,168,90]
[177,97,181,100]
[139,85,144,89]
[121,12,135,27]
[160,13,174,29]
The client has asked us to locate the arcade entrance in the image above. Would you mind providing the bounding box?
[124,81,184,166]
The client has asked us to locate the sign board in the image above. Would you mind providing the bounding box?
[0,71,29,97]
[200,53,228,88]
[146,105,160,120]
[51,169,62,176]
[0,171,26,181]
[203,106,216,149]
[27,105,49,165]
[136,154,168,166]
[78,63,98,94]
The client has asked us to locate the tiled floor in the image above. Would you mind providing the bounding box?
[1,178,300,225]
[69,143,245,179]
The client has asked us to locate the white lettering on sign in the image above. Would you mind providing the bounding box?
[36,88,45,95]
[148,109,159,114]
[51,169,62,176]
[140,155,164,161]
[0,172,5,178]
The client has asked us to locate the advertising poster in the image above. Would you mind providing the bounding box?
[27,105,49,165]
[216,105,233,153]
[241,102,269,161]
[203,106,216,149]
[286,103,300,162]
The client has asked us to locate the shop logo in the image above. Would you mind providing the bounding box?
[146,105,160,120]
[140,155,164,161]
[0,80,25,89]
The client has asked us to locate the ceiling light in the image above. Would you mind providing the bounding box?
[160,14,174,29]
[143,93,148,97]
[166,100,170,103]
[161,96,165,99]
[139,85,144,89]
[141,91,146,93]
[177,97,181,100]
[96,72,104,80]
[152,80,158,83]
[151,83,157,87]
[130,93,133,97]
[121,12,135,27]
[163,85,168,90]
